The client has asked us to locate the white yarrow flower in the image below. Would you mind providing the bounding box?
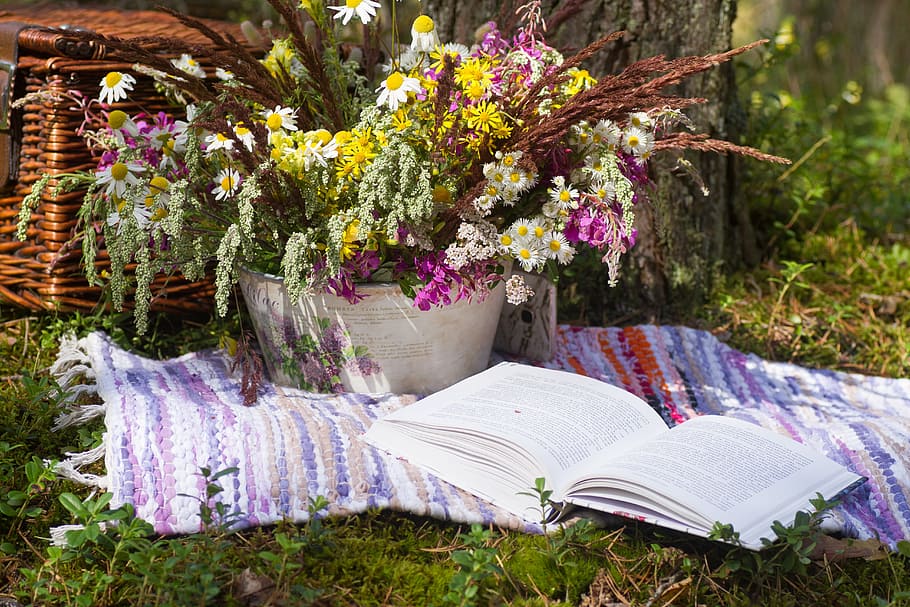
[504,274,535,305]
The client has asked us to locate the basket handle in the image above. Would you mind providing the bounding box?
[0,20,28,192]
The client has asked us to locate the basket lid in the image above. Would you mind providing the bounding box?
[0,4,252,59]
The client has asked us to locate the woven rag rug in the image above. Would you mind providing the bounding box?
[50,325,910,550]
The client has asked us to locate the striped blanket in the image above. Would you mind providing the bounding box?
[51,325,910,550]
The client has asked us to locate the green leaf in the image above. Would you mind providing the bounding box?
[5,490,26,506]
[209,466,239,482]
[88,492,113,515]
[451,550,474,567]
[897,540,910,558]
[58,493,89,520]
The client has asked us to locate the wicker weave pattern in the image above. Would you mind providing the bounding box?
[0,6,241,312]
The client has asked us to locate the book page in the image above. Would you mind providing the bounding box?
[566,415,864,547]
[364,362,668,511]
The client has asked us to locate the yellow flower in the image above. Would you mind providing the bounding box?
[454,57,494,92]
[432,184,452,204]
[391,110,412,131]
[341,219,360,259]
[563,68,597,96]
[337,132,377,181]
[464,80,487,102]
[463,100,505,134]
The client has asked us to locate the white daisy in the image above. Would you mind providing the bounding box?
[95,161,145,199]
[592,119,622,148]
[143,176,171,224]
[98,72,136,105]
[569,121,593,149]
[508,217,537,240]
[583,153,605,174]
[443,42,471,58]
[204,131,236,156]
[213,168,241,200]
[410,15,440,53]
[481,181,504,201]
[621,126,655,157]
[504,166,535,195]
[106,198,152,232]
[483,161,507,184]
[472,194,497,215]
[106,110,139,137]
[494,150,523,167]
[548,176,579,210]
[215,67,234,81]
[545,231,575,264]
[329,0,381,26]
[171,53,206,78]
[375,71,422,111]
[629,111,652,130]
[541,200,562,219]
[509,238,547,272]
[497,231,514,254]
[262,105,299,132]
[302,129,340,170]
[144,127,179,170]
[589,179,616,202]
[233,123,256,152]
[389,48,422,73]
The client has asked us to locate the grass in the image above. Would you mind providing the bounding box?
[2,26,910,607]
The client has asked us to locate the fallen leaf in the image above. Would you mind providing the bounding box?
[810,535,889,562]
[233,567,276,606]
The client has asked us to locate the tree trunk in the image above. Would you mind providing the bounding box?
[427,0,751,323]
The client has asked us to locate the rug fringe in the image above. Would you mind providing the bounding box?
[49,333,97,399]
[51,443,108,489]
[49,332,105,431]
[54,403,105,431]
[49,521,110,547]
[49,524,88,547]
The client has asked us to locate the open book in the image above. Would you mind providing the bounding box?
[363,362,865,550]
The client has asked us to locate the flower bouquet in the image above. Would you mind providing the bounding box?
[19,0,784,393]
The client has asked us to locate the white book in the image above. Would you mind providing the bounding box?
[364,362,866,550]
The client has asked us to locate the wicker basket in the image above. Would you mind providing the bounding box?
[0,5,248,314]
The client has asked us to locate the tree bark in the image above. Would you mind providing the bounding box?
[427,0,751,323]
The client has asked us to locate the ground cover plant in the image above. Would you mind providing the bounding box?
[2,13,910,607]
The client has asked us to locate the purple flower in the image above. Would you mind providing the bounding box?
[319,323,348,355]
